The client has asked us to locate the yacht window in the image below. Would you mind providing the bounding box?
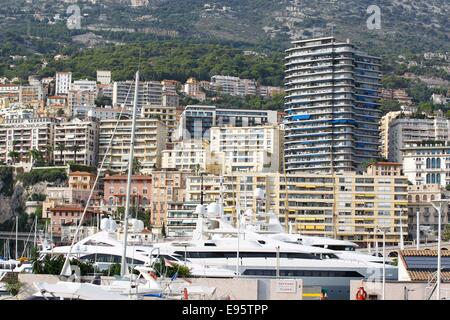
[83,240,113,247]
[173,251,320,260]
[242,269,364,278]
[204,243,216,247]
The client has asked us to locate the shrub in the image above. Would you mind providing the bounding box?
[152,257,191,278]
[4,277,22,296]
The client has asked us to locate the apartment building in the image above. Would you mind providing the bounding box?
[0,84,20,104]
[178,105,278,140]
[366,162,403,176]
[407,184,450,243]
[141,104,177,136]
[42,171,98,219]
[19,85,44,108]
[72,79,97,92]
[184,77,206,101]
[46,96,68,117]
[209,125,283,173]
[0,107,34,122]
[103,174,152,214]
[0,117,56,165]
[380,111,408,159]
[150,170,188,227]
[54,118,99,166]
[161,80,180,94]
[68,90,97,114]
[283,172,407,247]
[49,205,96,237]
[402,141,450,187]
[388,115,450,162]
[162,92,180,108]
[97,70,112,85]
[55,72,72,95]
[166,202,199,238]
[112,81,163,113]
[258,85,284,98]
[185,164,408,247]
[210,75,257,96]
[284,36,382,173]
[71,106,131,121]
[98,118,168,174]
[161,140,211,172]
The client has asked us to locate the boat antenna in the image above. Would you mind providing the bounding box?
[120,70,140,277]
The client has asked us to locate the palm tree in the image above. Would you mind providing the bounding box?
[55,143,65,165]
[28,149,43,166]
[8,151,20,165]
[45,145,54,166]
[70,143,81,164]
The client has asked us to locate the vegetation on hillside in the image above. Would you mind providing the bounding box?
[17,168,67,188]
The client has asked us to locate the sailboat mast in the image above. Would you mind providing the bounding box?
[120,71,140,277]
[15,216,18,260]
[34,215,37,248]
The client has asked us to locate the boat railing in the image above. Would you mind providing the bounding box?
[148,247,160,265]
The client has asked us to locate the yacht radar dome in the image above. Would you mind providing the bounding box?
[207,203,221,216]
[254,188,265,200]
[100,217,117,232]
[195,204,206,215]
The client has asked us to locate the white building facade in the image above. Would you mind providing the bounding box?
[54,118,99,166]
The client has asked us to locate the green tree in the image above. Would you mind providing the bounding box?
[55,143,66,165]
[132,158,142,174]
[417,102,433,115]
[8,151,20,164]
[0,166,14,196]
[70,144,82,164]
[45,145,54,166]
[95,96,112,107]
[28,149,44,166]
[443,224,450,242]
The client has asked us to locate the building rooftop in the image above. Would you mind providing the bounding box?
[70,171,96,176]
[400,249,450,282]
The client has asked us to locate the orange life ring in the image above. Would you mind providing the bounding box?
[356,287,367,300]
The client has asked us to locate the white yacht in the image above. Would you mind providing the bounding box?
[146,210,397,300]
[0,258,33,274]
[40,217,235,279]
[246,211,385,264]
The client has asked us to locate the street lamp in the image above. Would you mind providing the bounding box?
[430,198,450,300]
[374,227,386,300]
[416,210,420,250]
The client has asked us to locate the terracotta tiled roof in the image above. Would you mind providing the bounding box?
[103,175,152,181]
[401,249,450,257]
[408,270,450,281]
[70,171,95,176]
[50,205,94,212]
